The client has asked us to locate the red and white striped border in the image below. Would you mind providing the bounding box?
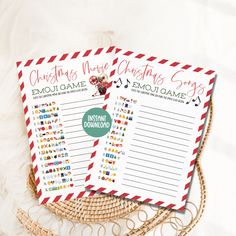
[179,75,216,211]
[84,57,118,188]
[16,46,115,204]
[85,47,216,211]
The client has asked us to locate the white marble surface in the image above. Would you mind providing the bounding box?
[0,0,236,235]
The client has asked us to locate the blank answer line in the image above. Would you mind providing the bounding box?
[126,161,181,176]
[136,127,190,142]
[134,133,189,147]
[128,156,182,170]
[139,110,194,124]
[64,118,82,122]
[74,178,86,182]
[131,144,186,158]
[129,149,184,164]
[65,130,83,134]
[62,103,103,111]
[74,184,85,188]
[69,146,93,151]
[138,116,193,130]
[64,124,82,128]
[72,166,87,171]
[61,97,104,106]
[66,135,87,140]
[121,183,176,197]
[137,122,191,136]
[141,105,195,119]
[62,111,86,117]
[124,173,178,187]
[70,152,91,157]
[123,178,177,192]
[71,159,90,165]
[126,167,180,181]
[68,139,94,145]
[133,138,187,153]
[73,172,87,176]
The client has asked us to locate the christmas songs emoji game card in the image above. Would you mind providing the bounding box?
[85,48,216,211]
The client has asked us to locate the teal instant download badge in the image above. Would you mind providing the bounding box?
[82,107,112,137]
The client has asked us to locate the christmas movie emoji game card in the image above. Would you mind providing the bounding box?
[85,48,216,211]
[17,46,115,204]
